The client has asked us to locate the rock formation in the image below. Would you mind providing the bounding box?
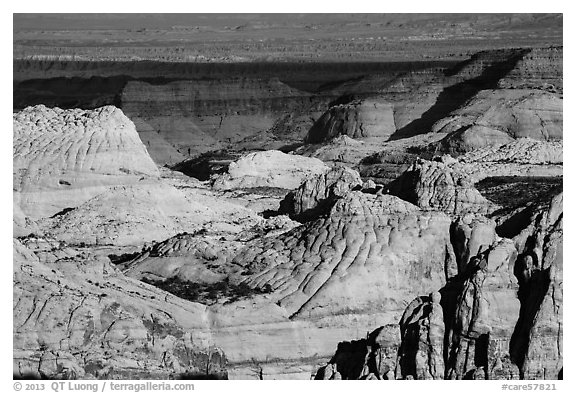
[387,157,497,215]
[212,150,329,191]
[306,99,396,143]
[431,89,562,154]
[233,191,456,319]
[121,78,322,163]
[316,191,562,380]
[13,105,264,247]
[396,292,445,379]
[509,193,563,379]
[497,47,563,92]
[13,238,227,379]
[280,165,363,219]
[12,43,563,381]
[13,105,159,219]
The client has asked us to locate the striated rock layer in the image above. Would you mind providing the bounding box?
[13,105,264,247]
[13,238,227,379]
[387,157,497,216]
[316,191,562,380]
[280,165,363,219]
[121,78,324,163]
[232,191,456,319]
[431,89,562,154]
[14,105,159,220]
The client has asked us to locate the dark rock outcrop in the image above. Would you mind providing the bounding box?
[509,193,563,379]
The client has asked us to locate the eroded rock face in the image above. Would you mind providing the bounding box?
[456,139,563,184]
[497,47,563,92]
[388,157,497,216]
[316,191,562,380]
[314,324,402,380]
[396,292,445,380]
[212,150,329,191]
[13,46,563,381]
[431,89,562,154]
[121,78,320,164]
[306,99,396,143]
[441,229,520,380]
[509,193,563,379]
[13,106,267,247]
[233,191,456,319]
[280,166,363,219]
[13,238,227,379]
[14,105,159,219]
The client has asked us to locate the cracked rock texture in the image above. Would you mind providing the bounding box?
[306,99,396,143]
[388,157,497,215]
[280,165,363,219]
[14,105,159,219]
[13,238,227,379]
[316,191,562,380]
[233,191,455,319]
[12,44,563,381]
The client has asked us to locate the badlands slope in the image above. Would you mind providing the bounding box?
[13,44,563,380]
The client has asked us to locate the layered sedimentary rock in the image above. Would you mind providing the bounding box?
[121,78,323,163]
[307,47,557,148]
[212,150,329,191]
[306,99,396,143]
[13,105,263,247]
[431,89,562,154]
[118,215,300,284]
[12,45,563,381]
[497,47,563,92]
[13,105,159,219]
[316,191,562,380]
[280,166,363,219]
[13,238,227,379]
[233,191,456,319]
[302,69,448,147]
[387,157,497,215]
[301,46,562,187]
[458,138,563,182]
[35,182,260,247]
[384,139,562,218]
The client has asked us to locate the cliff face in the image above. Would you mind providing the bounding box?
[431,89,562,154]
[497,47,563,92]
[121,78,324,163]
[313,141,562,380]
[316,192,562,380]
[509,193,563,379]
[303,47,563,165]
[12,45,563,380]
